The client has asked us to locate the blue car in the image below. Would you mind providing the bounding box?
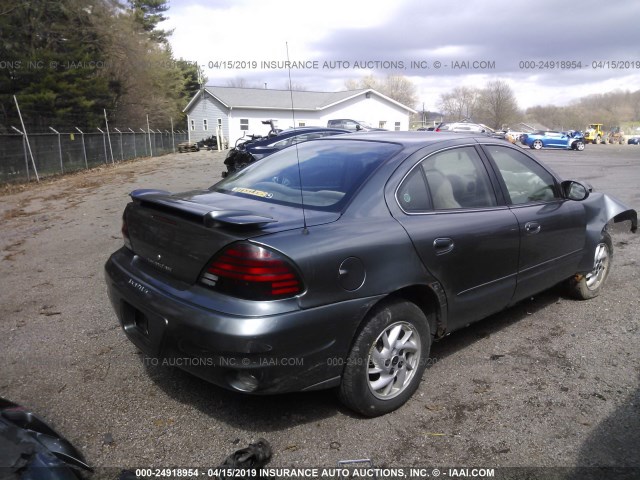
[628,136,640,145]
[521,130,585,151]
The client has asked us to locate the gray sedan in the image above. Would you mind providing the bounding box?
[105,132,637,417]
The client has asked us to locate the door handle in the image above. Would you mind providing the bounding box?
[433,237,454,255]
[524,222,541,234]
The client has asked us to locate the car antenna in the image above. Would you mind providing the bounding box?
[286,41,308,234]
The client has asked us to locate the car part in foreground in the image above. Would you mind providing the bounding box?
[0,398,92,479]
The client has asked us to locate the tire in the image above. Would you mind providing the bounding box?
[595,135,601,144]
[532,139,543,150]
[338,300,431,417]
[573,140,585,151]
[567,232,613,300]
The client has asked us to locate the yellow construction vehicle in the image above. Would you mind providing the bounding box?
[606,127,625,144]
[584,124,604,144]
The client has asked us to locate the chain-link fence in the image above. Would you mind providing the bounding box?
[0,130,188,184]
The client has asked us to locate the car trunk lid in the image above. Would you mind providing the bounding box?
[124,189,337,284]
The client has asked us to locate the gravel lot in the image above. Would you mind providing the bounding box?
[0,143,638,476]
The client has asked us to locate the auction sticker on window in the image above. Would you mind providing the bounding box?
[232,187,274,198]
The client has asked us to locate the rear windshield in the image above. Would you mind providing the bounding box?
[212,139,401,212]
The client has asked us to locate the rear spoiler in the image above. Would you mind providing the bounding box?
[130,189,276,228]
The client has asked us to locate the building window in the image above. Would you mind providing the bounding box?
[379,121,386,129]
[217,118,222,127]
[395,122,401,131]
[190,119,195,131]
[240,119,249,131]
[298,122,306,127]
[203,119,208,131]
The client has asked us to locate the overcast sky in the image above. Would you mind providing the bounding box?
[163,0,640,111]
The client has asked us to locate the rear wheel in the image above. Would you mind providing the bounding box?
[567,232,612,300]
[532,140,543,150]
[338,300,431,417]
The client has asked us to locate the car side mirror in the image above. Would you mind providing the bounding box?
[562,180,589,201]
[355,125,362,131]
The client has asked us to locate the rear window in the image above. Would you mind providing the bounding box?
[212,140,401,211]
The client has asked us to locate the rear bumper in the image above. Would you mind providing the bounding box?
[104,248,378,394]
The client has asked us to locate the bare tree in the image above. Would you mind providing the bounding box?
[439,86,480,121]
[226,77,259,88]
[383,75,418,109]
[343,75,417,108]
[476,80,520,129]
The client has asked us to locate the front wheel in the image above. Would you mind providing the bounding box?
[338,300,431,417]
[567,232,612,300]
[532,139,543,150]
[573,140,585,151]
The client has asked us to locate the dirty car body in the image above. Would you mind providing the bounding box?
[105,132,637,416]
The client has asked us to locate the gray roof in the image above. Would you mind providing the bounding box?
[184,86,416,113]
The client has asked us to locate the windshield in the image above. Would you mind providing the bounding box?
[212,139,401,212]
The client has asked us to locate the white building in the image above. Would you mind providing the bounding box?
[183,86,416,145]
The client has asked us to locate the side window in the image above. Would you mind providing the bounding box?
[486,146,559,205]
[422,147,497,210]
[397,168,431,212]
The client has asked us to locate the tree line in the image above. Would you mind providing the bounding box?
[437,82,640,131]
[0,0,203,133]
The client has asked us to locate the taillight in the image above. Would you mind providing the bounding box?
[200,243,304,300]
[122,213,133,251]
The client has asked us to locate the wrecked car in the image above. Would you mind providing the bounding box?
[223,126,349,176]
[521,130,586,151]
[105,132,637,417]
